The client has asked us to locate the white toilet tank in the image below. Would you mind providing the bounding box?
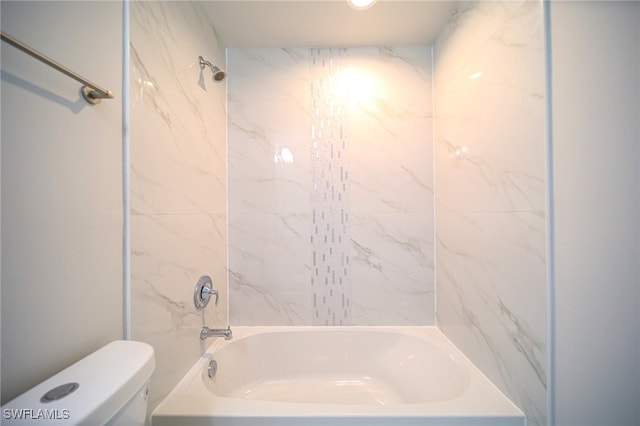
[2,340,155,425]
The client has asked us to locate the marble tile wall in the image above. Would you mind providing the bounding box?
[228,47,434,325]
[129,1,227,412]
[433,0,547,424]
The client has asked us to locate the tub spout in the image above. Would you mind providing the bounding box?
[200,325,232,341]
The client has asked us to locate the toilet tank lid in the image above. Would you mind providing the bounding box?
[2,340,155,425]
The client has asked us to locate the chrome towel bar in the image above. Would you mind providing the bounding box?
[1,31,115,105]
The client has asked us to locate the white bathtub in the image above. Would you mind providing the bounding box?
[151,327,524,426]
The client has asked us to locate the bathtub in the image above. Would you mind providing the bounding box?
[151,327,524,426]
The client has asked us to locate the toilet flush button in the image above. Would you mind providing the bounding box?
[41,382,79,402]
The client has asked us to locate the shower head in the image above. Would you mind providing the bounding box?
[198,56,226,82]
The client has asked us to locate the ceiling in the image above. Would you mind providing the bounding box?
[201,1,457,48]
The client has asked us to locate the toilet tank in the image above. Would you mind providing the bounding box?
[2,340,155,425]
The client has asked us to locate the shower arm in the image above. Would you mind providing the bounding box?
[198,55,226,82]
[198,56,215,71]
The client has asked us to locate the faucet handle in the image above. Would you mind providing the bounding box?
[201,286,219,305]
[194,275,218,309]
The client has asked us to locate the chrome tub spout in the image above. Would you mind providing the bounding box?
[200,325,232,340]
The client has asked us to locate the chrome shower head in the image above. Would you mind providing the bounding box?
[198,56,226,82]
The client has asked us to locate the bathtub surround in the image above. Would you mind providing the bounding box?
[129,1,228,412]
[1,0,123,404]
[433,1,547,424]
[228,47,435,326]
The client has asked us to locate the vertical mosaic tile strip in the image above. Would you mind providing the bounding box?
[310,48,352,326]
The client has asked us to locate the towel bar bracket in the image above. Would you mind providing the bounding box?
[82,86,114,105]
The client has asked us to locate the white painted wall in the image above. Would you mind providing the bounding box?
[550,1,640,425]
[1,1,123,403]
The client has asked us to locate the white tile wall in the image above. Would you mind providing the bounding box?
[129,1,228,412]
[434,0,547,424]
[228,47,434,326]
